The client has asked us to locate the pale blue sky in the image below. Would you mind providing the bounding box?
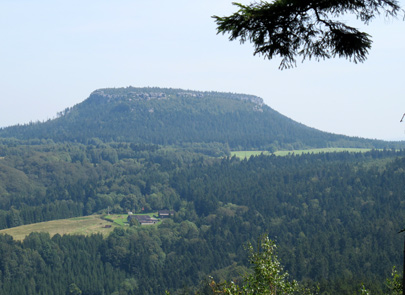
[0,1,404,140]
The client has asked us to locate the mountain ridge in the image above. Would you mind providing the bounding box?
[90,87,264,105]
[0,87,402,150]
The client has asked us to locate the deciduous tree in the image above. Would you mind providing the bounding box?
[209,236,313,294]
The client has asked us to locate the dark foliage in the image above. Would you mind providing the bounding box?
[213,0,403,69]
[0,139,403,294]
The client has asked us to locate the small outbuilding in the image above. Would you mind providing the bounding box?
[158,210,175,218]
[127,215,158,225]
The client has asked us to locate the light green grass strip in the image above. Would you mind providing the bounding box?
[274,148,371,156]
[231,148,371,159]
[231,151,271,159]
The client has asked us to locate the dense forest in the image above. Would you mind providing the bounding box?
[0,87,403,150]
[0,87,403,294]
[0,136,403,294]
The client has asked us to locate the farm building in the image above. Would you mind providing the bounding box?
[127,215,158,225]
[158,210,175,218]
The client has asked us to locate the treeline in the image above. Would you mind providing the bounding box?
[0,139,189,228]
[0,220,255,295]
[0,139,404,293]
[172,150,405,293]
[0,233,125,295]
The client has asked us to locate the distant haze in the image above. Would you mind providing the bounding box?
[0,0,404,141]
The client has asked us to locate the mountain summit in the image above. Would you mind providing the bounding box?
[0,87,398,150]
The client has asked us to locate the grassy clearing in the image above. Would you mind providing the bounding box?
[231,148,371,159]
[0,212,163,241]
[0,215,118,241]
[104,214,130,226]
[231,151,271,159]
[274,147,372,156]
[105,212,159,225]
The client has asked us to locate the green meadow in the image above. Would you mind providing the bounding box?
[0,213,162,241]
[0,215,118,241]
[231,148,372,159]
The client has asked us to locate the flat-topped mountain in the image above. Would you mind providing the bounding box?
[0,87,400,150]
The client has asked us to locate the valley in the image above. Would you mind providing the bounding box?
[0,87,403,294]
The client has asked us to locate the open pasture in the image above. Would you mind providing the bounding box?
[231,148,372,159]
[0,215,118,241]
[0,213,162,241]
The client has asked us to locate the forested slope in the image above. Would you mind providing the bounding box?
[0,87,401,150]
[0,138,403,294]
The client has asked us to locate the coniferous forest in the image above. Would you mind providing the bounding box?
[0,88,404,295]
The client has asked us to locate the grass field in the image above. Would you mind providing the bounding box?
[231,148,372,159]
[0,213,162,241]
[104,214,131,226]
[273,147,372,156]
[231,151,271,158]
[0,215,119,241]
[105,212,159,224]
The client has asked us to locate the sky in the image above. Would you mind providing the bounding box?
[0,0,404,141]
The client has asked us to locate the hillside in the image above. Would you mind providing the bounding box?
[0,87,400,150]
[0,87,404,294]
[0,142,403,294]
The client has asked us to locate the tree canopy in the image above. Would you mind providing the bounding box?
[209,236,313,294]
[0,140,404,294]
[213,0,403,69]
